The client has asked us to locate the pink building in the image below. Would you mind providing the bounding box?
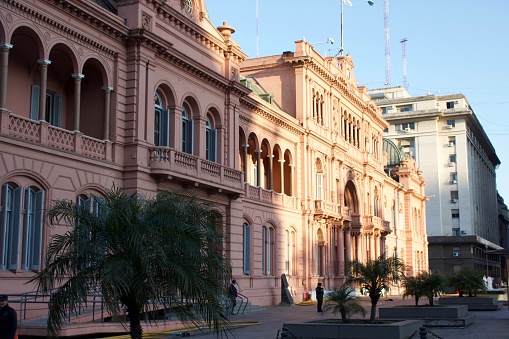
[0,0,427,312]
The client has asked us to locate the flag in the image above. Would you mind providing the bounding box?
[343,0,353,6]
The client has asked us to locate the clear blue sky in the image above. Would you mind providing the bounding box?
[207,0,509,201]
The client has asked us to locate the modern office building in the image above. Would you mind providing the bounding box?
[369,86,504,281]
[0,0,427,322]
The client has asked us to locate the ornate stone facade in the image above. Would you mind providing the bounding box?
[0,0,427,307]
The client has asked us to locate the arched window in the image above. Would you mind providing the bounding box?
[154,92,170,146]
[262,225,274,276]
[286,229,296,276]
[181,102,193,154]
[243,222,251,275]
[315,159,323,200]
[1,183,44,271]
[205,114,217,162]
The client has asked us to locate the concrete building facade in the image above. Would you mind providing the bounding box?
[369,86,504,281]
[0,0,427,311]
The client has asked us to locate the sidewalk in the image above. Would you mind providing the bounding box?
[185,296,509,339]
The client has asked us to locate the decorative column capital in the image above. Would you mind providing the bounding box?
[101,86,114,92]
[0,43,13,50]
[37,59,51,66]
[71,73,85,79]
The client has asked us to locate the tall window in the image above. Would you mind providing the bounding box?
[315,159,323,200]
[262,226,274,276]
[181,103,193,154]
[1,183,44,271]
[154,92,169,146]
[30,85,62,127]
[205,114,217,162]
[286,229,296,276]
[243,223,251,275]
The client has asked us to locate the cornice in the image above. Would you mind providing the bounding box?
[239,96,304,136]
[2,0,127,57]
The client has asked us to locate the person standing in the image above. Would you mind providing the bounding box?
[315,283,324,313]
[229,279,238,315]
[0,295,17,339]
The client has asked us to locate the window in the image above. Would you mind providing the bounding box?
[30,85,62,127]
[398,105,413,112]
[452,229,460,236]
[451,209,460,218]
[154,92,170,147]
[449,155,456,164]
[446,101,455,109]
[450,172,457,184]
[397,122,415,131]
[447,120,456,128]
[205,114,217,162]
[1,183,44,271]
[381,107,389,114]
[262,226,274,276]
[315,172,323,200]
[286,230,296,275]
[450,191,459,200]
[181,103,193,154]
[448,137,456,147]
[242,223,251,275]
[452,247,461,256]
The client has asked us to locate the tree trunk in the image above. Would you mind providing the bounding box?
[370,301,377,321]
[128,309,143,339]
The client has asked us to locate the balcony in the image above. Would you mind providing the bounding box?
[363,215,392,234]
[243,184,299,209]
[148,147,244,196]
[314,199,341,220]
[0,110,113,161]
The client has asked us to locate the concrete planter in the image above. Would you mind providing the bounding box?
[379,305,475,327]
[282,319,423,339]
[439,296,502,311]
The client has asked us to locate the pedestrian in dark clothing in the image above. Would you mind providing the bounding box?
[229,279,238,315]
[0,294,17,339]
[315,283,324,312]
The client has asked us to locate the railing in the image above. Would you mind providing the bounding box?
[0,110,112,161]
[243,183,299,209]
[232,292,249,315]
[148,147,244,192]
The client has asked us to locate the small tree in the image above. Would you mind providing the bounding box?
[322,285,366,323]
[447,268,485,297]
[421,272,445,306]
[347,254,406,321]
[402,272,445,306]
[402,275,423,306]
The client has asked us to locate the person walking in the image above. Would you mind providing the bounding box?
[229,279,238,315]
[315,283,324,313]
[0,295,17,339]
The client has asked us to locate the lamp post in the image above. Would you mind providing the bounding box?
[485,245,489,277]
[339,0,375,56]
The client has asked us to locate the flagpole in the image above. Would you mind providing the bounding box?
[340,0,344,56]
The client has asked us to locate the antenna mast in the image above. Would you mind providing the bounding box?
[400,37,408,89]
[384,0,391,87]
[256,0,259,57]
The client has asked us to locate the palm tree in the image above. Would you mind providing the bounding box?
[401,275,423,306]
[322,285,366,323]
[421,272,445,306]
[347,254,406,321]
[29,187,232,339]
[447,267,485,297]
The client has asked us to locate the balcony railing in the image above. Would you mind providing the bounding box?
[148,147,244,194]
[0,110,112,161]
[314,199,341,220]
[243,183,299,209]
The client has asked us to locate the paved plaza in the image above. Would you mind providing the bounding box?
[102,296,509,339]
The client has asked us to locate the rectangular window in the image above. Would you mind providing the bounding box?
[452,247,461,256]
[452,229,460,236]
[447,120,456,128]
[206,128,217,162]
[447,101,455,109]
[452,209,460,218]
[449,155,456,164]
[315,173,323,200]
[243,223,251,275]
[30,85,62,127]
[448,137,456,147]
[398,105,413,112]
[450,191,459,199]
[450,172,457,184]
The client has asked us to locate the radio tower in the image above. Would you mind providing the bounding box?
[400,37,408,89]
[384,0,391,87]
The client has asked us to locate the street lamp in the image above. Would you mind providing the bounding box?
[339,0,375,56]
[485,245,489,277]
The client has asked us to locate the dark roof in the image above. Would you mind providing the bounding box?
[91,0,117,14]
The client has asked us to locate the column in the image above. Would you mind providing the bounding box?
[337,224,345,276]
[278,159,285,194]
[344,227,352,262]
[355,234,361,262]
[72,73,85,131]
[255,149,262,187]
[241,144,249,180]
[0,43,13,109]
[36,59,52,120]
[267,154,274,190]
[369,234,375,260]
[101,86,113,140]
